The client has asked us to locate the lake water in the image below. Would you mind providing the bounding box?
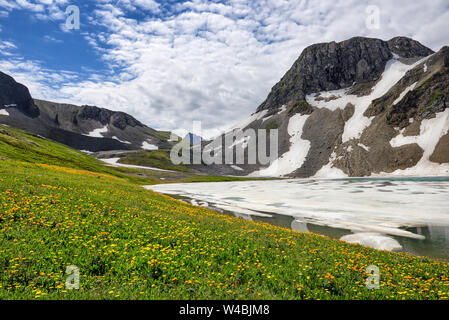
[145,177,449,261]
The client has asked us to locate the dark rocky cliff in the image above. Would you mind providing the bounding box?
[257,37,434,113]
[0,71,40,118]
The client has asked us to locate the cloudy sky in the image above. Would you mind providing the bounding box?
[0,0,448,138]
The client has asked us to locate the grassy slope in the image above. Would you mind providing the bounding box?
[0,126,155,185]
[118,150,191,172]
[116,150,257,184]
[0,125,449,300]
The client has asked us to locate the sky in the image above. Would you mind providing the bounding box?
[0,0,448,138]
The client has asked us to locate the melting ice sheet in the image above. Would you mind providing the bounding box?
[145,177,449,256]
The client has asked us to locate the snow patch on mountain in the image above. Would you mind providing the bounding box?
[393,82,417,105]
[313,151,348,178]
[307,56,430,143]
[0,109,9,116]
[87,125,108,138]
[384,108,449,176]
[358,143,370,152]
[142,141,159,150]
[101,157,172,172]
[250,114,310,177]
[112,136,131,144]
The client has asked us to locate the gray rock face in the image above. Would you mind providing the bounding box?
[0,71,40,118]
[293,108,345,177]
[387,37,435,58]
[257,37,434,113]
[78,105,143,129]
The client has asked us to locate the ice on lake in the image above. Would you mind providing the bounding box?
[145,177,449,260]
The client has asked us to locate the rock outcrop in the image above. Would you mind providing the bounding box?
[257,37,434,113]
[0,72,40,118]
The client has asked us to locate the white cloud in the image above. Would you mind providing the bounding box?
[0,0,448,138]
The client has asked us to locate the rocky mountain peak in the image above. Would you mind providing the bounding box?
[78,105,144,129]
[387,36,435,58]
[257,37,434,112]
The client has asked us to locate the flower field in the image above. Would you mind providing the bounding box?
[0,125,449,300]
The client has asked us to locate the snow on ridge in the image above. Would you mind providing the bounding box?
[228,136,251,149]
[277,105,287,115]
[250,114,311,177]
[393,82,417,105]
[0,109,9,116]
[230,110,268,131]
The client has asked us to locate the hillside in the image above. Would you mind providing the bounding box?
[0,125,449,299]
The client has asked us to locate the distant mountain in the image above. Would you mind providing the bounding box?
[204,36,449,177]
[0,71,172,152]
[183,133,202,145]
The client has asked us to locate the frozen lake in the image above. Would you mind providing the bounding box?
[145,177,449,260]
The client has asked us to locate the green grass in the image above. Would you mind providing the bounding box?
[1,125,449,300]
[288,100,313,116]
[0,126,155,185]
[425,91,445,107]
[118,150,190,172]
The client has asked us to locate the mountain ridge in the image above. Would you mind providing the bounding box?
[257,37,434,113]
[0,73,173,152]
